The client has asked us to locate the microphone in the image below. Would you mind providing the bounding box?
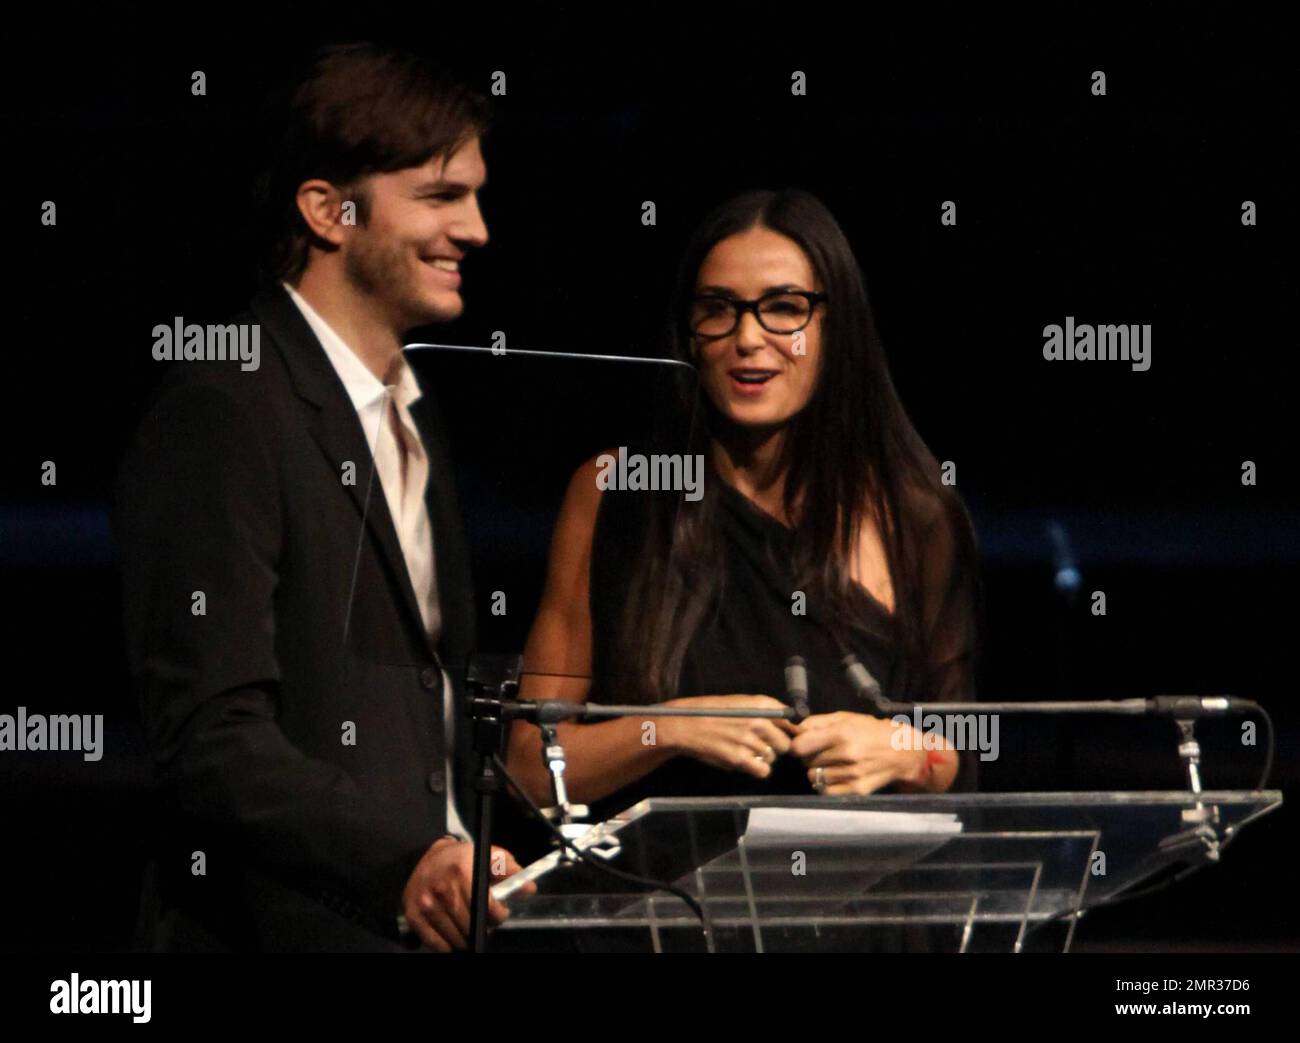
[840,653,894,714]
[1147,695,1258,718]
[784,655,810,720]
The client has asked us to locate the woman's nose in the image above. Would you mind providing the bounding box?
[734,310,767,349]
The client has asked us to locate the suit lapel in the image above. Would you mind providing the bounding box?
[406,388,475,673]
[249,285,435,659]
[405,382,478,826]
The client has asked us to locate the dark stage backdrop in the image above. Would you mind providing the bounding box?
[1,4,1295,952]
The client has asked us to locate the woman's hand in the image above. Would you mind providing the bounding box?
[791,711,938,795]
[659,695,798,778]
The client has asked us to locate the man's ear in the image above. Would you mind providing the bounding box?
[295,179,354,247]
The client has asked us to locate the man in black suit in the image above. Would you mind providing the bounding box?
[115,42,533,952]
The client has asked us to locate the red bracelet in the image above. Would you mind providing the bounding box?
[918,749,946,785]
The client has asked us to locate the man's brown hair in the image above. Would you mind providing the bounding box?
[257,42,490,285]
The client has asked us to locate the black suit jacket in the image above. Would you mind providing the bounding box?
[115,284,477,951]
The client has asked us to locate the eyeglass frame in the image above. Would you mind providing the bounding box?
[688,289,829,339]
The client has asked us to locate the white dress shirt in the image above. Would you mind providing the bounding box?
[283,281,469,839]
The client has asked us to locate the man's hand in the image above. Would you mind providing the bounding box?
[401,837,537,952]
[791,711,934,795]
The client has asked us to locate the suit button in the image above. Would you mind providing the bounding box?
[420,667,440,690]
[427,769,446,793]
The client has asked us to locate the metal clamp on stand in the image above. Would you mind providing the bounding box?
[1172,717,1222,861]
[537,721,590,859]
[460,666,800,951]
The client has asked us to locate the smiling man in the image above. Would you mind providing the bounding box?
[115,42,534,952]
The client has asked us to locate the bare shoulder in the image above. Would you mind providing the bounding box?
[545,451,614,577]
[559,452,611,532]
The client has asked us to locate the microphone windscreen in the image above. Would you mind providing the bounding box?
[841,653,885,708]
[785,655,810,719]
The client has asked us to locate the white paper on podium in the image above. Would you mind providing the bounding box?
[743,808,963,846]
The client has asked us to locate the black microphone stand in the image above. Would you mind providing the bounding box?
[463,655,519,955]
[462,655,796,954]
[843,653,1266,863]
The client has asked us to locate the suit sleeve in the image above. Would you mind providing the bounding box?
[115,376,429,934]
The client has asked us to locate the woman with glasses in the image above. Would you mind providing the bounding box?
[505,188,981,821]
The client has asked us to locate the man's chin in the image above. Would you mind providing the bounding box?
[404,294,464,331]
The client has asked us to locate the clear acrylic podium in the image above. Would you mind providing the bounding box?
[489,791,1282,952]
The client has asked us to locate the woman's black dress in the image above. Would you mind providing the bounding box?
[588,478,981,815]
[578,479,981,952]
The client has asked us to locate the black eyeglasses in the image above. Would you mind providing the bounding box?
[689,290,828,338]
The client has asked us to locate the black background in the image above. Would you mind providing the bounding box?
[1,3,1295,952]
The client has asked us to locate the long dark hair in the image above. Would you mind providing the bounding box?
[614,188,976,702]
